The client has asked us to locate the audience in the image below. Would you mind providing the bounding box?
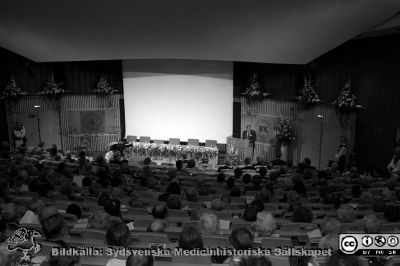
[106,222,131,247]
[178,226,203,250]
[253,211,276,237]
[200,212,219,234]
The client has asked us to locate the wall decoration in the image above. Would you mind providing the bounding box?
[39,73,65,98]
[93,75,119,95]
[80,111,105,134]
[297,77,320,106]
[334,79,362,112]
[2,78,26,100]
[242,73,271,102]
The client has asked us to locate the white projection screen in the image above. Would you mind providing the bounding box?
[123,60,233,143]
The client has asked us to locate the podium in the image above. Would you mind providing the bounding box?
[227,136,253,161]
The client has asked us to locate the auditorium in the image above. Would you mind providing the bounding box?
[1,1,400,266]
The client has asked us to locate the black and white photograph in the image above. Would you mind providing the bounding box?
[0,1,400,265]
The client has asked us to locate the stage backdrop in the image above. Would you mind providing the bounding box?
[236,97,356,169]
[6,94,121,153]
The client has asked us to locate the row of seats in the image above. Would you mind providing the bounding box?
[126,136,217,147]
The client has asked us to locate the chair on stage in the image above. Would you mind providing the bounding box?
[153,139,164,144]
[126,135,137,143]
[188,139,199,146]
[205,140,217,147]
[140,136,151,143]
[169,138,180,145]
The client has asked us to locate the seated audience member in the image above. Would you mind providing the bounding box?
[291,174,307,197]
[362,215,382,233]
[47,144,58,157]
[167,195,182,210]
[259,167,268,179]
[211,198,225,211]
[226,177,235,189]
[49,254,79,266]
[187,159,198,170]
[253,211,276,237]
[269,171,279,182]
[147,220,167,233]
[243,206,258,222]
[240,256,272,266]
[200,212,219,234]
[106,222,132,247]
[82,176,92,188]
[319,217,341,250]
[35,141,45,156]
[105,145,117,163]
[230,187,241,197]
[89,211,111,229]
[255,188,271,203]
[178,226,203,250]
[359,191,375,205]
[167,182,181,195]
[152,203,168,219]
[337,204,356,223]
[384,205,400,222]
[234,167,243,179]
[66,204,82,220]
[242,157,254,170]
[126,254,154,266]
[242,173,251,184]
[217,173,226,183]
[271,153,286,166]
[224,228,254,264]
[185,187,199,202]
[250,200,264,213]
[221,194,231,204]
[39,206,67,244]
[191,207,204,221]
[302,157,316,170]
[104,199,122,218]
[63,151,75,163]
[175,160,187,174]
[286,190,301,211]
[218,159,232,172]
[292,205,313,223]
[252,157,265,168]
[387,144,400,174]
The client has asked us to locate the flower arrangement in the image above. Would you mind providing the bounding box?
[298,77,320,106]
[2,79,26,99]
[333,79,362,112]
[39,73,64,97]
[124,142,218,160]
[93,76,119,95]
[274,118,295,144]
[242,73,271,102]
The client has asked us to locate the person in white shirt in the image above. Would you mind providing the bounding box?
[387,144,400,174]
[105,145,117,163]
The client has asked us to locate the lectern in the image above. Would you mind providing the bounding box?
[226,136,252,161]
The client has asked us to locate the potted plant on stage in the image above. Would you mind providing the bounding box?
[93,75,119,108]
[333,79,362,113]
[274,118,295,161]
[2,78,27,100]
[242,73,271,104]
[297,77,320,107]
[39,72,65,100]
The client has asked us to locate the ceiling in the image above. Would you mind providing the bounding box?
[1,0,400,64]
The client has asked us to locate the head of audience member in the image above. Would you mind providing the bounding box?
[143,157,152,166]
[230,187,241,197]
[167,168,177,180]
[147,220,167,233]
[250,199,264,213]
[89,182,101,196]
[254,211,276,237]
[28,199,45,214]
[269,171,279,182]
[321,218,341,236]
[66,204,82,220]
[234,167,243,179]
[211,197,225,211]
[384,205,400,222]
[337,204,356,223]
[362,215,382,234]
[178,226,203,250]
[106,222,131,247]
[88,211,111,229]
[152,203,168,219]
[217,173,226,183]
[360,191,374,205]
[229,228,254,250]
[187,159,196,169]
[167,182,181,195]
[226,177,235,189]
[175,160,183,170]
[104,199,121,217]
[243,205,258,222]
[126,254,154,266]
[167,195,181,210]
[82,176,92,188]
[303,157,311,167]
[221,194,231,204]
[48,255,79,266]
[292,205,313,223]
[239,257,272,266]
[244,157,251,166]
[287,190,300,211]
[255,188,271,203]
[190,207,204,221]
[242,174,251,184]
[186,187,199,202]
[200,212,219,234]
[39,206,66,241]
[37,181,54,198]
[259,167,267,177]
